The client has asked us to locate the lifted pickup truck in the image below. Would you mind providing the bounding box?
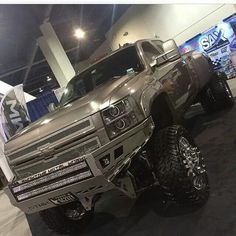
[4,39,234,234]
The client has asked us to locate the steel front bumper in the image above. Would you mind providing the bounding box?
[4,117,154,214]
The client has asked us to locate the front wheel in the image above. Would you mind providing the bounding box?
[150,125,209,206]
[39,201,94,234]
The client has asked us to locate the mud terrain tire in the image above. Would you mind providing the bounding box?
[150,125,209,206]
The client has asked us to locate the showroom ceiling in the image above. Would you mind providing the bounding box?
[0,4,130,96]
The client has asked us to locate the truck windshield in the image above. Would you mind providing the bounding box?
[60,46,143,106]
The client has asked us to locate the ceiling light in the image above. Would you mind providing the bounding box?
[39,88,43,93]
[64,88,68,94]
[74,28,85,39]
[46,76,52,82]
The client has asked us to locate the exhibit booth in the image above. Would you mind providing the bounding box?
[179,13,236,79]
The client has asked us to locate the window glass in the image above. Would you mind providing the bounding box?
[151,40,164,52]
[60,46,144,106]
[142,42,161,65]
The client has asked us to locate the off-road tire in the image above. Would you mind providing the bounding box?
[39,204,94,234]
[0,168,7,189]
[150,125,209,206]
[200,72,234,113]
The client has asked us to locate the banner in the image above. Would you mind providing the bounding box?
[179,13,236,79]
[0,87,28,182]
[0,84,31,142]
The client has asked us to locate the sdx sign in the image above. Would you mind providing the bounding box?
[199,28,229,52]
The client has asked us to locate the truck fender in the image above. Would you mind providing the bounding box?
[140,79,163,117]
[189,51,212,90]
[140,82,177,129]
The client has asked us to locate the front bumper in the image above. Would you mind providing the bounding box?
[4,117,154,214]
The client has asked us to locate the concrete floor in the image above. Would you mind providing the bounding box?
[2,78,236,236]
[0,191,31,236]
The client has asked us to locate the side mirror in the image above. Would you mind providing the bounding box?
[155,39,181,66]
[48,103,57,112]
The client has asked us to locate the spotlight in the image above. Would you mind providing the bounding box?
[74,28,85,39]
[46,76,52,82]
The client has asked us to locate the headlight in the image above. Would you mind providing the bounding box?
[102,96,143,139]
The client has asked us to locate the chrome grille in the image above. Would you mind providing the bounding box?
[14,137,100,178]
[8,117,94,162]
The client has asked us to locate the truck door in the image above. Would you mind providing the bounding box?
[162,58,192,112]
[142,41,192,113]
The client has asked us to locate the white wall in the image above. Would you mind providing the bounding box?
[106,4,236,50]
[106,6,150,50]
[171,4,236,44]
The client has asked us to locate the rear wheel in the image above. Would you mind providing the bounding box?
[150,125,209,206]
[200,72,234,113]
[39,201,94,234]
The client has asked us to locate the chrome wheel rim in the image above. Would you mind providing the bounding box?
[178,136,206,190]
[192,175,206,190]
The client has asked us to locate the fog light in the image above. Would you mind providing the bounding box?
[100,154,110,168]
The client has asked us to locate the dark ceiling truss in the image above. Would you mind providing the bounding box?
[0,44,81,80]
[0,5,130,97]
[22,5,54,86]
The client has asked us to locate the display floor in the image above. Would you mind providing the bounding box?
[1,78,236,236]
[0,191,31,236]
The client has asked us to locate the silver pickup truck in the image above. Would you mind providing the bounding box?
[3,39,234,234]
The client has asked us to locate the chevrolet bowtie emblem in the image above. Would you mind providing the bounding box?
[37,143,55,159]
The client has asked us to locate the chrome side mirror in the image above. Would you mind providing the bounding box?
[155,39,181,66]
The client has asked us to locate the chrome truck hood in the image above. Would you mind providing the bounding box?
[5,72,147,178]
[6,74,134,153]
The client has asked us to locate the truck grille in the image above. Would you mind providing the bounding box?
[6,117,100,178]
[14,137,100,178]
[10,156,93,201]
[7,117,94,163]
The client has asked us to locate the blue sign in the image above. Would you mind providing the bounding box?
[179,14,236,79]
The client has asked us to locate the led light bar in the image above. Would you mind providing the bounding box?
[14,155,86,186]
[13,161,88,194]
[16,170,92,201]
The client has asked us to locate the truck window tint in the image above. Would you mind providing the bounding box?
[151,40,164,52]
[60,46,144,106]
[142,42,161,65]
